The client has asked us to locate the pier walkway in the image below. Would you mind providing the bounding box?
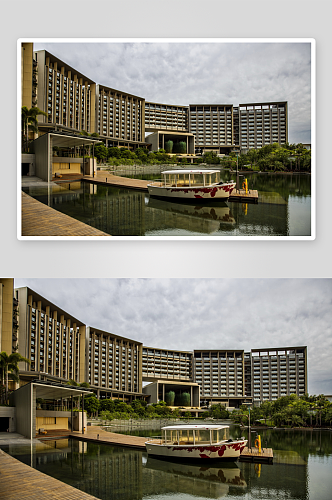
[69,425,146,449]
[0,449,99,500]
[83,172,150,191]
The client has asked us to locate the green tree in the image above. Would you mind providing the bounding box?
[291,414,303,428]
[83,394,100,416]
[131,399,147,417]
[0,351,30,404]
[165,140,173,153]
[260,401,273,424]
[21,106,47,152]
[94,144,109,162]
[203,151,220,164]
[210,404,229,419]
[108,147,121,158]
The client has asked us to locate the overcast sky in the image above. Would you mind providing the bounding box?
[14,278,330,395]
[33,40,312,144]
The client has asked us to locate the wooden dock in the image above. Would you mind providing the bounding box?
[68,425,146,450]
[239,446,273,464]
[83,172,149,191]
[21,192,110,237]
[0,449,99,500]
[66,427,273,465]
[229,188,259,204]
[83,172,259,203]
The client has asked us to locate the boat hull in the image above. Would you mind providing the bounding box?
[146,440,247,461]
[147,183,236,200]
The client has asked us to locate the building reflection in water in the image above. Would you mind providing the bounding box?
[3,436,311,500]
[22,180,296,236]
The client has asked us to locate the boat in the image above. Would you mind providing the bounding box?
[147,170,236,200]
[145,424,247,461]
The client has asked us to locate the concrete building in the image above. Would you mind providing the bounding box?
[189,104,235,155]
[87,326,144,401]
[9,380,92,438]
[145,102,188,132]
[21,42,288,159]
[15,287,87,385]
[143,379,200,409]
[193,350,248,408]
[2,281,308,412]
[0,279,19,355]
[248,346,307,403]
[96,84,146,148]
[33,49,97,136]
[142,347,193,382]
[145,130,195,156]
[238,102,288,151]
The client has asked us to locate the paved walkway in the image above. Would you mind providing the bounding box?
[21,192,110,237]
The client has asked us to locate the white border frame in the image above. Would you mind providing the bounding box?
[17,38,316,241]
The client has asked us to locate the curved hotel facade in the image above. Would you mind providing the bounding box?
[1,279,307,409]
[21,42,288,157]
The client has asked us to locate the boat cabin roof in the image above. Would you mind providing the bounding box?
[161,169,220,175]
[161,424,229,431]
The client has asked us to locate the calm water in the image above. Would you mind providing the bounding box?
[2,425,331,499]
[22,170,311,237]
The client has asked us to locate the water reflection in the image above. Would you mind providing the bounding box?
[147,198,235,234]
[22,171,311,236]
[3,428,332,500]
[145,457,246,498]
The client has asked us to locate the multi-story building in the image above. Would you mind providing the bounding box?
[33,50,97,136]
[189,104,235,155]
[238,102,288,151]
[249,346,307,403]
[2,281,308,407]
[87,326,143,400]
[145,102,188,132]
[15,287,87,385]
[21,42,288,156]
[193,350,246,407]
[142,346,192,381]
[0,279,19,356]
[96,84,146,147]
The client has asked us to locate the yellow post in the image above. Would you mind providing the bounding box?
[258,434,261,453]
[245,178,248,194]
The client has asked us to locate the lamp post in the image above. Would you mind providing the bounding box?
[246,402,252,449]
[236,153,239,192]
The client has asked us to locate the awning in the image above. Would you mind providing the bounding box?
[32,380,93,399]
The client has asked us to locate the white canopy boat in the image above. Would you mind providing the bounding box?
[145,424,247,461]
[147,170,236,200]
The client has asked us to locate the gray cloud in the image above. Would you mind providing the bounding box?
[14,278,330,395]
[33,40,312,143]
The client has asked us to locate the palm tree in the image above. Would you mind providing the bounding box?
[0,351,30,404]
[21,106,47,152]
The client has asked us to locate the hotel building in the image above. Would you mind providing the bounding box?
[189,104,235,154]
[21,42,288,158]
[87,326,143,399]
[15,286,86,385]
[0,281,308,409]
[248,346,307,403]
[238,102,288,151]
